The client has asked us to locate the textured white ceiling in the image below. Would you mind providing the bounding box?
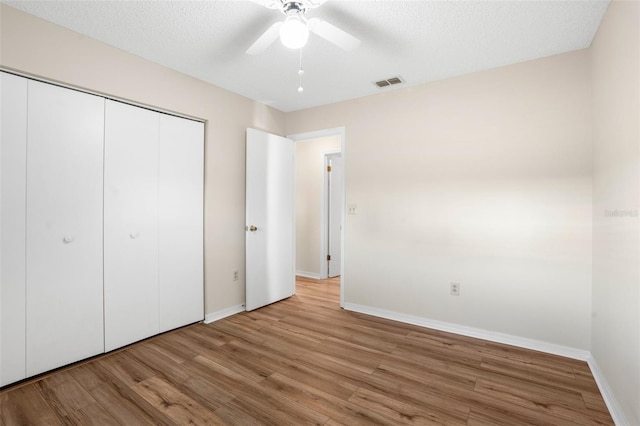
[4,0,610,112]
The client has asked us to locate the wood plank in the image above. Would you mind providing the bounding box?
[35,373,96,418]
[466,406,565,426]
[0,385,63,425]
[186,356,329,425]
[126,343,191,386]
[131,376,226,425]
[582,391,611,413]
[213,403,265,425]
[311,336,391,372]
[474,378,613,425]
[181,323,235,347]
[94,351,156,387]
[229,339,359,401]
[177,375,235,411]
[474,373,586,410]
[89,380,174,426]
[480,356,601,395]
[222,396,326,426]
[64,402,120,426]
[262,372,397,425]
[363,367,472,420]
[197,345,272,383]
[206,318,266,345]
[68,364,105,393]
[263,318,327,345]
[348,387,467,425]
[147,330,202,362]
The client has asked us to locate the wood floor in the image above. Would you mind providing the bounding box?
[0,276,613,425]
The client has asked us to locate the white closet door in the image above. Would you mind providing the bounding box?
[104,100,159,352]
[158,115,204,332]
[0,72,27,386]
[25,81,105,377]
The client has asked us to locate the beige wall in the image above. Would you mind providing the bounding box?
[591,0,640,424]
[295,136,341,277]
[0,4,286,316]
[287,50,593,350]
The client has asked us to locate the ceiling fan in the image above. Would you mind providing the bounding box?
[246,0,361,55]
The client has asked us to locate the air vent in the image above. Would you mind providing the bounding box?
[374,76,404,88]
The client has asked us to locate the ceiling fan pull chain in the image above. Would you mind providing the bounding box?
[298,47,304,93]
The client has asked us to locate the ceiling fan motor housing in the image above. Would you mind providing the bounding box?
[282,2,307,17]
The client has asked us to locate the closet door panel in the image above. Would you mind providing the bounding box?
[158,115,204,332]
[104,100,159,352]
[0,72,28,386]
[25,81,105,377]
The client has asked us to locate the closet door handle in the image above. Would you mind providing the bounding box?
[63,235,75,244]
[130,232,140,239]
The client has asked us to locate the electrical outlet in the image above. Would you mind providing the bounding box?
[450,282,460,296]
[233,270,239,281]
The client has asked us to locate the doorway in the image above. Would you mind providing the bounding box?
[289,127,346,307]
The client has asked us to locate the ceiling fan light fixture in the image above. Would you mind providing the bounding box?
[280,16,309,49]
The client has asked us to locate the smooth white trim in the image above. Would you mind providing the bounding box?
[342,302,591,361]
[319,154,330,279]
[204,304,245,324]
[288,126,346,308]
[287,127,345,142]
[0,68,204,123]
[296,271,322,280]
[339,128,345,308]
[587,356,629,426]
[323,151,342,279]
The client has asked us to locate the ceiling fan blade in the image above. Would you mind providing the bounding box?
[246,22,283,55]
[247,0,282,9]
[305,0,329,8]
[307,17,360,51]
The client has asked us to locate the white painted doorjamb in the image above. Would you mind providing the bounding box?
[288,127,346,308]
[324,152,342,279]
[321,151,341,279]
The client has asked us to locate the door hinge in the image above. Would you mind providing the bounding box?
[327,165,332,172]
[327,254,331,261]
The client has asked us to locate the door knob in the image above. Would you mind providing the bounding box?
[63,236,75,244]
[248,225,258,232]
[130,232,140,239]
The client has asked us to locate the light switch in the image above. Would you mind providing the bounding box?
[347,204,358,215]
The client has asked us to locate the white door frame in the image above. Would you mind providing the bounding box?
[288,127,346,307]
[324,152,342,279]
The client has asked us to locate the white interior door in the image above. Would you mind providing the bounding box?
[104,100,159,352]
[158,115,204,332]
[245,128,295,311]
[26,80,105,376]
[0,72,28,386]
[328,154,343,278]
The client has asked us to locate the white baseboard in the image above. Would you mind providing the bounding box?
[204,304,245,324]
[342,302,590,361]
[296,271,322,279]
[587,356,629,426]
